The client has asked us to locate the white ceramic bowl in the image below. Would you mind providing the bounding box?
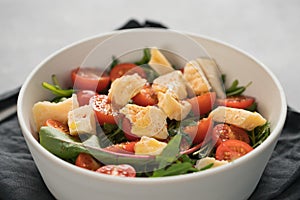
[17,29,287,200]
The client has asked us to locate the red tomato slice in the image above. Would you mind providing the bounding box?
[45,119,69,134]
[71,67,110,92]
[213,124,250,146]
[217,95,255,109]
[122,117,140,141]
[76,90,97,106]
[215,140,253,161]
[75,153,101,171]
[187,92,216,116]
[183,117,213,144]
[90,94,117,125]
[104,141,137,154]
[109,63,146,82]
[132,84,158,106]
[96,164,136,177]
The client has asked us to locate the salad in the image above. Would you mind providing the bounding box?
[32,47,270,178]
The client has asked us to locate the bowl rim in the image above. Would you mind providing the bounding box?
[17,28,287,184]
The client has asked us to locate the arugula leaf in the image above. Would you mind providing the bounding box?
[179,154,195,163]
[99,123,127,147]
[139,64,159,82]
[42,74,74,102]
[199,163,214,171]
[39,126,88,159]
[221,74,226,83]
[192,141,215,158]
[135,48,151,65]
[225,79,252,96]
[156,134,182,169]
[39,126,156,171]
[151,161,197,177]
[82,134,101,148]
[42,81,74,98]
[108,56,119,71]
[249,122,271,148]
[167,119,181,137]
[245,102,257,112]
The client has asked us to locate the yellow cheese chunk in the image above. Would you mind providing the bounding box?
[183,60,211,95]
[108,74,147,108]
[195,157,228,170]
[119,104,168,139]
[68,105,96,136]
[157,92,191,121]
[148,47,174,75]
[153,70,188,100]
[134,136,167,156]
[209,106,267,131]
[32,94,79,131]
[196,58,226,98]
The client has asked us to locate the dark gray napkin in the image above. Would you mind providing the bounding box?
[1,20,299,200]
[249,107,300,200]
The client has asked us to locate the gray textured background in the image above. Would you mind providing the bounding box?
[1,0,299,111]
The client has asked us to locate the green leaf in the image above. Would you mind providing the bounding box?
[82,134,101,148]
[151,162,197,177]
[245,102,257,112]
[226,80,239,93]
[192,141,214,158]
[199,163,214,171]
[156,134,182,169]
[39,126,88,159]
[108,56,119,71]
[225,79,252,96]
[99,123,127,147]
[248,122,271,148]
[42,81,74,98]
[221,74,226,83]
[139,64,159,82]
[135,48,151,65]
[51,74,61,89]
[39,126,156,172]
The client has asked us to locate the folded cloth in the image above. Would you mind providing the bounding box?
[249,107,300,200]
[1,20,299,200]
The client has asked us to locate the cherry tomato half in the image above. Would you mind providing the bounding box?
[45,119,69,134]
[184,117,213,144]
[71,67,110,92]
[109,63,146,82]
[187,92,216,116]
[132,84,158,106]
[104,141,137,154]
[217,95,255,109]
[76,90,97,106]
[75,153,101,171]
[90,94,117,125]
[215,139,253,161]
[213,124,250,146]
[96,164,136,177]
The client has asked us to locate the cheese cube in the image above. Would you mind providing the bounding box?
[68,105,96,135]
[32,94,79,131]
[209,106,267,131]
[153,70,188,100]
[119,104,168,139]
[134,136,167,156]
[183,60,211,95]
[108,74,147,108]
[195,157,228,170]
[148,47,174,75]
[157,92,191,121]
